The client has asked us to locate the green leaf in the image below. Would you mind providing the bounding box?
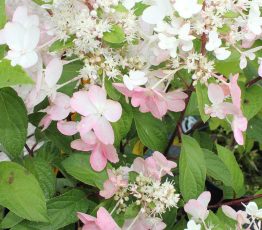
[24,158,56,199]
[0,162,48,222]
[11,189,95,230]
[105,78,122,101]
[243,85,262,120]
[49,37,74,53]
[179,135,206,202]
[196,83,210,122]
[103,25,125,45]
[0,60,34,88]
[203,149,232,187]
[0,87,28,158]
[62,153,108,189]
[247,117,262,144]
[133,2,149,16]
[134,109,168,152]
[112,101,133,146]
[216,144,245,197]
[243,61,259,81]
[0,212,23,229]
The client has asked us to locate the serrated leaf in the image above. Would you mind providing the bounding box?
[11,189,95,230]
[0,87,28,158]
[24,158,56,199]
[179,135,206,202]
[134,109,168,152]
[216,144,245,197]
[0,162,48,222]
[203,149,232,187]
[0,60,34,88]
[196,83,210,123]
[62,153,108,189]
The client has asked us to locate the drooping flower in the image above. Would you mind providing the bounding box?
[70,85,122,145]
[184,191,211,222]
[113,83,187,119]
[71,131,119,172]
[77,207,120,230]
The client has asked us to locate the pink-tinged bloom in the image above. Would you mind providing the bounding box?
[77,207,120,230]
[205,83,236,119]
[123,214,166,230]
[222,205,250,230]
[259,61,262,77]
[45,58,63,88]
[99,168,129,199]
[113,83,187,119]
[39,93,71,130]
[184,191,211,222]
[132,151,177,180]
[71,85,122,145]
[57,121,78,136]
[71,131,119,172]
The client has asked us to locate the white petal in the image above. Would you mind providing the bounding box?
[45,58,63,88]
[214,48,231,60]
[208,84,225,104]
[18,51,38,69]
[142,5,166,25]
[23,26,40,50]
[4,22,25,51]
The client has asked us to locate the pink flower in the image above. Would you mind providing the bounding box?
[123,213,166,230]
[222,205,250,230]
[70,85,122,145]
[77,207,120,230]
[113,83,187,119]
[39,93,71,130]
[132,151,177,180]
[99,168,129,199]
[184,191,211,222]
[70,131,119,172]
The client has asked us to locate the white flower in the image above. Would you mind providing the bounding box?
[178,23,195,52]
[173,0,202,19]
[245,202,262,219]
[185,220,201,230]
[123,70,148,90]
[205,31,231,60]
[158,33,179,58]
[142,0,173,24]
[0,6,40,69]
[122,0,140,10]
[247,8,262,35]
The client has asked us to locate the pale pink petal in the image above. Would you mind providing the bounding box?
[77,115,99,135]
[99,180,117,199]
[90,144,107,172]
[146,92,168,119]
[88,85,107,111]
[229,74,241,110]
[70,91,97,116]
[208,84,225,104]
[132,158,146,174]
[81,131,97,146]
[103,100,122,122]
[96,207,120,230]
[93,117,114,145]
[71,139,93,152]
[12,6,28,23]
[45,58,63,88]
[197,191,211,208]
[57,121,78,136]
[184,200,208,221]
[18,51,38,69]
[77,212,96,224]
[82,223,100,230]
[222,205,237,220]
[113,83,134,97]
[39,115,52,130]
[103,144,119,163]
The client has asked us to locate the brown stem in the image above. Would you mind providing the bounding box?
[208,194,262,209]
[24,144,33,156]
[245,76,262,88]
